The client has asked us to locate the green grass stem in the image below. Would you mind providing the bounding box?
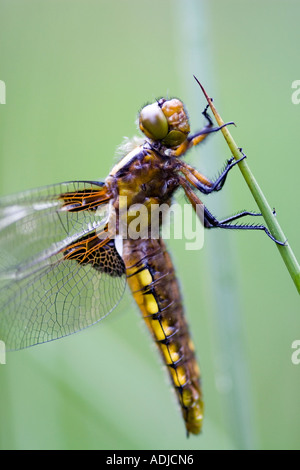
[196,77,300,295]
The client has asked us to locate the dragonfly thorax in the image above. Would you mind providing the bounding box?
[106,143,181,239]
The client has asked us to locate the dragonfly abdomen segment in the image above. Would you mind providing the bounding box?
[123,237,203,435]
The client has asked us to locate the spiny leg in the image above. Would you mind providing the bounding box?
[202,104,213,127]
[207,155,246,193]
[180,178,285,246]
[178,154,246,195]
[218,210,262,224]
[204,206,286,245]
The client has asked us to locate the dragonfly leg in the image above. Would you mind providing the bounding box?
[217,210,262,224]
[202,104,213,126]
[204,207,286,245]
[207,155,246,193]
[179,176,285,245]
[178,154,246,195]
[187,105,235,147]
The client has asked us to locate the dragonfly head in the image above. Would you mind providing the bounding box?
[139,98,190,148]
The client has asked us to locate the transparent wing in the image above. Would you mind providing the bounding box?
[0,181,110,272]
[0,181,127,350]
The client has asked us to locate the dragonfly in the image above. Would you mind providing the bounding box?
[0,80,284,436]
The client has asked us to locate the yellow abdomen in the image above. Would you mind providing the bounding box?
[122,237,204,435]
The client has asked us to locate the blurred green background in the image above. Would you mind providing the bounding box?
[0,0,299,450]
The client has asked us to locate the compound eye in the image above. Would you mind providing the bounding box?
[161,129,187,147]
[139,103,169,141]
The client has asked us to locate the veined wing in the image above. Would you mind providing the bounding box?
[0,181,127,350]
[0,181,110,272]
